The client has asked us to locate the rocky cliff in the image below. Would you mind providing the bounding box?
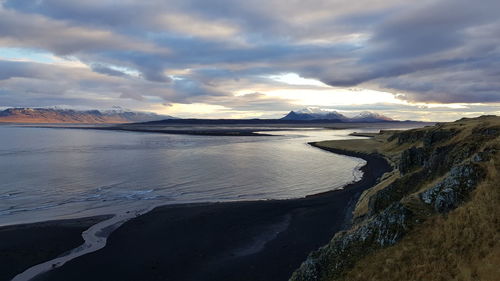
[291,116,499,281]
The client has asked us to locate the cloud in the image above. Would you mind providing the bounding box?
[0,0,499,119]
[315,0,500,103]
[205,92,298,112]
[0,9,166,56]
[90,64,128,77]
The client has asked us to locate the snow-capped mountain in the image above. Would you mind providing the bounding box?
[281,107,348,121]
[0,107,177,124]
[349,111,394,122]
[281,108,395,122]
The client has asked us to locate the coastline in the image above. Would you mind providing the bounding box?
[0,215,111,281]
[2,148,391,281]
[14,120,429,137]
[24,125,279,136]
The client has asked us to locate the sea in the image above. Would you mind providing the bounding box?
[0,124,403,226]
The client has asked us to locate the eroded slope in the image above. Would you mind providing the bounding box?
[291,116,500,281]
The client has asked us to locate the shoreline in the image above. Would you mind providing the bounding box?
[10,120,430,137]
[0,215,111,281]
[2,148,391,281]
[23,125,279,136]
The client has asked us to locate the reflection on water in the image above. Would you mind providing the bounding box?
[0,125,374,225]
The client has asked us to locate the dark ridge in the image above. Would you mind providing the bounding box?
[137,118,402,125]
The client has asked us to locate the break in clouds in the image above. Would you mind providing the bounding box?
[0,0,499,119]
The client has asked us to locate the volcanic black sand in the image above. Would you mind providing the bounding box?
[3,147,391,281]
[0,216,111,281]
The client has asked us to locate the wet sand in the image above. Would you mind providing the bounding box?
[3,148,391,281]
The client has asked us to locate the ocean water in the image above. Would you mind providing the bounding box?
[0,125,370,226]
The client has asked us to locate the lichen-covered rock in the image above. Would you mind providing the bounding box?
[399,146,427,174]
[423,143,480,176]
[368,171,426,216]
[420,163,485,213]
[472,151,493,163]
[388,130,425,144]
[290,118,497,281]
[389,128,457,147]
[290,203,415,281]
[422,129,457,147]
[448,142,479,166]
[423,145,454,175]
[472,126,500,138]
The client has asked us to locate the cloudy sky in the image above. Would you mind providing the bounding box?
[0,0,499,121]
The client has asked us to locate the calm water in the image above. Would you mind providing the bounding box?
[0,125,370,226]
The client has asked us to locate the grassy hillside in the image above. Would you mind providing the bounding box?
[291,116,500,281]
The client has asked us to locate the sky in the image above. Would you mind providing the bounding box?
[0,0,499,121]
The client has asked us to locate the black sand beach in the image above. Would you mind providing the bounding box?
[3,148,390,281]
[0,216,110,281]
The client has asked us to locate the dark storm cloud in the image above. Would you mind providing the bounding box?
[0,59,226,107]
[1,0,499,109]
[317,0,500,102]
[0,60,42,80]
[90,64,128,77]
[0,8,163,56]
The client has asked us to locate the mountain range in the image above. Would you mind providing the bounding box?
[0,107,176,124]
[281,108,394,122]
[0,107,397,124]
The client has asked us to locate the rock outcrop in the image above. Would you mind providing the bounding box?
[290,116,498,281]
[291,203,415,281]
[420,162,485,213]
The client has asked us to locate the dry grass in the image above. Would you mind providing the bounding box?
[335,143,500,281]
[353,171,399,219]
[313,116,500,281]
[316,138,385,154]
